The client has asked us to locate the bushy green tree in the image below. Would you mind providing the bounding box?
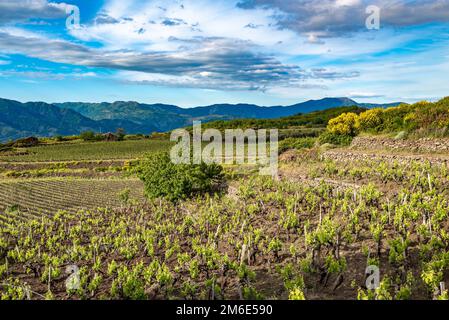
[54,135,64,142]
[116,128,126,141]
[137,152,225,202]
[80,131,98,141]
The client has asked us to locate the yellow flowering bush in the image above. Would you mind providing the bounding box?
[359,108,383,130]
[327,112,360,136]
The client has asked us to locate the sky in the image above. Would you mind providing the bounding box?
[0,0,448,107]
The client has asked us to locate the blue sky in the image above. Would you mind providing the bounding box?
[0,0,448,107]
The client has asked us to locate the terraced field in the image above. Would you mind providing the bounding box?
[2,136,449,300]
[0,139,172,162]
[0,178,145,223]
[0,140,152,223]
[2,150,449,300]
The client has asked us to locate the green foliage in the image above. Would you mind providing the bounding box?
[242,286,264,300]
[357,277,393,300]
[111,264,147,300]
[318,131,353,146]
[124,134,147,140]
[201,106,366,131]
[279,137,316,153]
[325,97,449,137]
[80,131,101,142]
[150,132,171,140]
[1,279,31,300]
[138,152,225,202]
[118,188,131,204]
[325,254,346,274]
[116,128,126,141]
[279,262,306,300]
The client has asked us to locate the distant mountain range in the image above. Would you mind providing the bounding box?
[0,97,404,142]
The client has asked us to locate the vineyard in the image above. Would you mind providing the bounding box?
[0,139,172,162]
[0,178,145,218]
[1,139,449,300]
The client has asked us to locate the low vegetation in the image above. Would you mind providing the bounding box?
[2,159,449,300]
[201,106,366,131]
[137,152,225,202]
[279,138,317,153]
[321,97,449,144]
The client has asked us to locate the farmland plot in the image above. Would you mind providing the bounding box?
[0,178,145,219]
[0,140,172,162]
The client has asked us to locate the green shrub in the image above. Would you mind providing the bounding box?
[118,188,131,204]
[378,104,414,132]
[138,152,225,202]
[324,98,449,138]
[279,137,316,153]
[80,131,101,142]
[318,131,353,146]
[124,134,146,141]
[150,132,170,140]
[116,128,126,141]
[323,98,449,139]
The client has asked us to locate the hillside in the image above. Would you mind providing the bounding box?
[55,98,403,131]
[0,98,155,142]
[200,106,368,130]
[0,97,403,142]
[54,101,192,133]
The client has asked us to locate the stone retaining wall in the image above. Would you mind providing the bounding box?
[323,150,449,166]
[350,136,449,153]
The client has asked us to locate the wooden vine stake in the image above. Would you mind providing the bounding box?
[240,244,247,266]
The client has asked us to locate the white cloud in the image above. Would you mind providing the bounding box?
[347,91,384,98]
[237,0,449,38]
[336,0,361,7]
[69,0,294,52]
[0,69,98,81]
[0,29,328,91]
[0,0,70,23]
[1,0,448,102]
